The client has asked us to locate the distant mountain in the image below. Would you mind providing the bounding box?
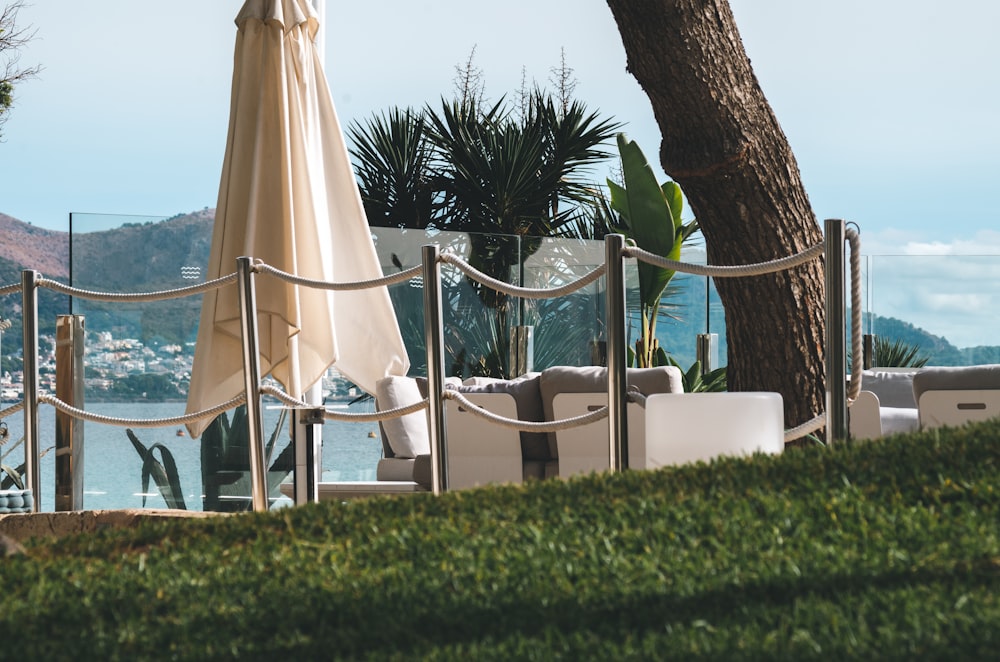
[867,314,1000,366]
[1,210,998,367]
[0,213,69,279]
[0,211,215,344]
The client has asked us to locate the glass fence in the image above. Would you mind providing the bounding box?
[860,255,1000,366]
[0,213,725,512]
[4,211,996,512]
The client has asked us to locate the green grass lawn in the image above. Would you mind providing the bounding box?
[2,421,998,660]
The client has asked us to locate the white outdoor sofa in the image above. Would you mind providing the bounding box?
[848,365,1000,440]
[300,364,792,500]
[372,365,685,492]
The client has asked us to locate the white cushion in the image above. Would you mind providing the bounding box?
[858,369,918,409]
[375,376,429,459]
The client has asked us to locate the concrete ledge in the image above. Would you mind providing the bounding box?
[0,509,223,543]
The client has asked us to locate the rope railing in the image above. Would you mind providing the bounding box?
[254,261,422,291]
[443,389,650,434]
[7,220,864,510]
[0,401,24,421]
[37,272,239,302]
[626,228,865,440]
[626,242,824,278]
[258,384,428,423]
[257,382,632,434]
[38,393,246,428]
[440,253,607,299]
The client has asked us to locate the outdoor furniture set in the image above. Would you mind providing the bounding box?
[848,364,1000,440]
[305,365,786,499]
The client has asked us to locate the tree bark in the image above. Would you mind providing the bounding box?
[606,0,827,431]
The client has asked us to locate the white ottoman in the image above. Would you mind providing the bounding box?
[644,392,784,467]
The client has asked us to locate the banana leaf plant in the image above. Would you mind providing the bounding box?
[607,133,699,367]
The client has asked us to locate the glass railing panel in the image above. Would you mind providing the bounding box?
[646,245,728,372]
[520,236,606,370]
[866,254,1000,367]
[8,216,738,512]
[64,212,266,513]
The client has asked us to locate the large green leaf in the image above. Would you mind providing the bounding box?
[608,134,682,313]
[126,429,186,510]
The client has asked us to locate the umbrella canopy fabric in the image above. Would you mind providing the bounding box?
[185,0,409,437]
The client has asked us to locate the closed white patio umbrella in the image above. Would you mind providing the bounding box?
[185,0,409,438]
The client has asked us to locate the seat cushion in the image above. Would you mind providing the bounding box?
[912,365,1000,401]
[880,406,919,436]
[856,369,919,409]
[375,376,429,459]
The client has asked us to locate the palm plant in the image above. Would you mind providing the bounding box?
[349,85,622,379]
[348,108,438,229]
[856,336,930,368]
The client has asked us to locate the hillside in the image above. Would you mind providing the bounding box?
[0,211,214,342]
[0,213,70,279]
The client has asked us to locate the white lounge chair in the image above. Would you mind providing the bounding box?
[445,392,524,489]
[550,393,646,476]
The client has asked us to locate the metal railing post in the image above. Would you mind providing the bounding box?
[824,219,848,442]
[21,270,40,512]
[237,257,268,512]
[605,235,628,471]
[55,315,86,511]
[422,245,448,494]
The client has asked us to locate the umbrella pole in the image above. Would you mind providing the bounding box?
[237,256,269,512]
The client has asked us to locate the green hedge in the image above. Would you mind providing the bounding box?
[2,422,998,660]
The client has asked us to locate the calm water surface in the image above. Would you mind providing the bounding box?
[0,400,383,512]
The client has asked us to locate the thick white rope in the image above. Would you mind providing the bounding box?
[444,389,648,432]
[0,401,24,420]
[0,283,18,297]
[259,384,428,422]
[38,393,246,428]
[254,262,422,291]
[439,253,607,299]
[783,413,827,443]
[627,242,824,278]
[38,273,238,303]
[444,390,609,432]
[846,228,864,401]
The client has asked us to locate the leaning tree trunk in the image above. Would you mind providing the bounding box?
[606,0,827,431]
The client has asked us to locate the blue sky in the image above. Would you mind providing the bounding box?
[2,0,999,344]
[2,0,997,246]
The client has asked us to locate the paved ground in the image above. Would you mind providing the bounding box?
[0,509,221,545]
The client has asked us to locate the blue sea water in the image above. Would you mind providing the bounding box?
[0,400,383,512]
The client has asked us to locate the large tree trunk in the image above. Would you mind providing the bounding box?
[606,0,826,431]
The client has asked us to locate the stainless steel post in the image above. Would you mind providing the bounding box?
[696,333,719,374]
[824,219,848,442]
[21,270,40,512]
[422,244,448,494]
[55,315,86,511]
[509,325,534,377]
[237,257,268,512]
[604,235,628,471]
[293,406,324,505]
